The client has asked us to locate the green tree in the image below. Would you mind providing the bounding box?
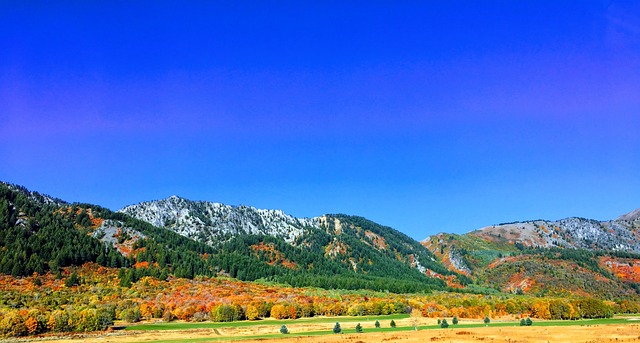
[520,318,526,326]
[64,271,80,287]
[374,320,380,328]
[390,319,396,328]
[355,323,363,333]
[525,317,533,326]
[440,319,449,328]
[333,322,341,334]
[483,316,490,325]
[452,316,458,325]
[280,324,289,334]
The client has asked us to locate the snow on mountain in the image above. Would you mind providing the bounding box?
[471,214,640,253]
[118,196,318,246]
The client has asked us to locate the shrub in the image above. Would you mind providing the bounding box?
[333,322,342,334]
[390,319,396,328]
[520,318,526,326]
[374,320,380,328]
[280,324,289,334]
[355,323,363,333]
[483,316,490,325]
[452,316,458,325]
[121,308,141,323]
[526,317,532,326]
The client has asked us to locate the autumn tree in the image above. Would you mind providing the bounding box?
[246,304,260,321]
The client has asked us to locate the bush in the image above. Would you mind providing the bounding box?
[452,316,458,325]
[520,318,526,326]
[355,323,363,333]
[483,316,490,325]
[333,322,342,334]
[375,320,380,328]
[280,324,289,334]
[526,317,532,326]
[390,319,396,328]
[121,308,141,323]
[0,311,28,337]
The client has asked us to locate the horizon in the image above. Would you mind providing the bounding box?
[1,1,639,240]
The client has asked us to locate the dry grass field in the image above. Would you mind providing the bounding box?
[32,317,640,343]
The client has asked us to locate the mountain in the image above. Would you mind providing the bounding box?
[119,196,460,290]
[0,182,454,293]
[422,211,640,297]
[2,180,640,298]
[119,195,316,245]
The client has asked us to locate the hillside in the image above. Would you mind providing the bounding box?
[422,211,640,297]
[3,180,640,299]
[120,196,460,290]
[0,182,453,293]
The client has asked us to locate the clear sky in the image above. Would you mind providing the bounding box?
[1,1,639,240]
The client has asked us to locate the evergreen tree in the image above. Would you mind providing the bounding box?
[483,316,491,325]
[64,271,80,287]
[452,316,458,325]
[280,325,289,334]
[374,320,380,328]
[520,318,526,326]
[525,317,532,326]
[390,320,396,328]
[440,319,449,328]
[333,322,341,334]
[355,323,363,333]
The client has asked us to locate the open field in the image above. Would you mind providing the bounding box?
[21,316,640,343]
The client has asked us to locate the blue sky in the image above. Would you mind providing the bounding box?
[1,1,639,239]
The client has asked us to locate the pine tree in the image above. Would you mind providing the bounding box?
[526,317,533,326]
[333,322,341,334]
[355,323,363,333]
[483,316,490,325]
[452,316,458,325]
[280,325,289,334]
[390,320,396,328]
[374,320,380,328]
[440,319,449,328]
[520,318,526,326]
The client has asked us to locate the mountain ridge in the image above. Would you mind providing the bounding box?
[2,180,640,298]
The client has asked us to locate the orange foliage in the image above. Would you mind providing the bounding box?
[25,317,38,334]
[600,257,640,283]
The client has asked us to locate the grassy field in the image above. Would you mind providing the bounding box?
[114,316,640,343]
[124,313,409,331]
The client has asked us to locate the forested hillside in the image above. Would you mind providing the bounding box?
[3,180,640,299]
[0,182,452,293]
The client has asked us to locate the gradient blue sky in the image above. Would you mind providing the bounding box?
[1,1,639,239]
